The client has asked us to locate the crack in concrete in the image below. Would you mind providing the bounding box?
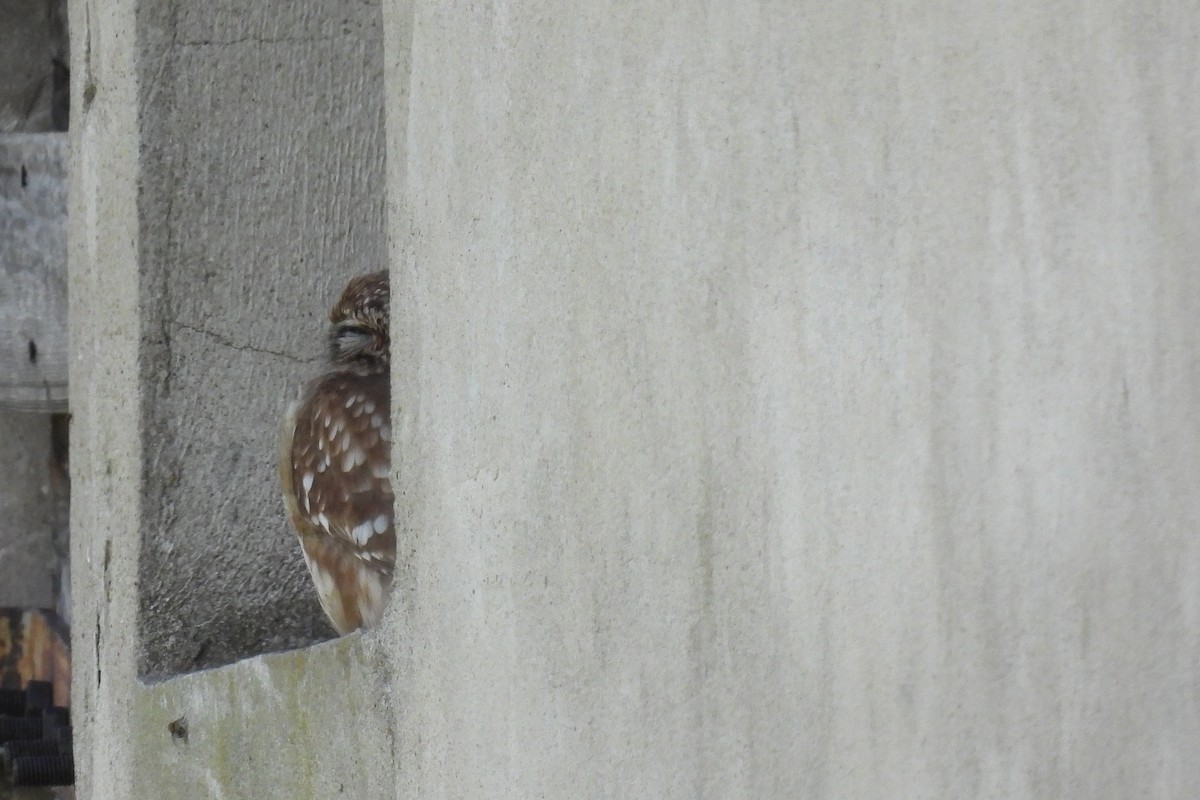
[143,22,178,114]
[174,32,354,48]
[169,320,308,363]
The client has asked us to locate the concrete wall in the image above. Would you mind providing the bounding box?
[72,0,1200,798]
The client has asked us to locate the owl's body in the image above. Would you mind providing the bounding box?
[280,272,395,634]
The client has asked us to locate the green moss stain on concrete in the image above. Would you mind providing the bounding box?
[129,636,393,798]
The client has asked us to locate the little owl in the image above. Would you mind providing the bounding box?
[280,271,395,634]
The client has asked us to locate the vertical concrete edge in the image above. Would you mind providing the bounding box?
[68,0,143,796]
[381,0,415,796]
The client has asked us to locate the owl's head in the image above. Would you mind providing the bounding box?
[328,270,389,368]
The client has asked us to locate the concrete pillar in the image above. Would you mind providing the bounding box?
[70,0,384,796]
[69,0,141,794]
[384,2,1200,797]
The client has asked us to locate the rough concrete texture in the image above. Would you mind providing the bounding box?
[0,412,54,608]
[72,0,1200,798]
[70,2,143,798]
[0,134,68,411]
[131,0,386,677]
[70,0,142,796]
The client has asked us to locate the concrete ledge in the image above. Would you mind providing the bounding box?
[130,636,394,798]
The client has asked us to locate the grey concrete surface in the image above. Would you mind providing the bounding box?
[69,1,142,797]
[71,0,1200,798]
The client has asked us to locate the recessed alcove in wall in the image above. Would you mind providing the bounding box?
[132,0,387,680]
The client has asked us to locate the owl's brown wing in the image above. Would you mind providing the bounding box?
[280,369,395,634]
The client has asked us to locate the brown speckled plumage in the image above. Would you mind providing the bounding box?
[280,271,394,634]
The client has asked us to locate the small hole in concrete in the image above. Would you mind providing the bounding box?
[28,340,38,363]
[20,164,28,188]
[167,716,188,743]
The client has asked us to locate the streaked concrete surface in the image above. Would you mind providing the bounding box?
[387,2,1200,797]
